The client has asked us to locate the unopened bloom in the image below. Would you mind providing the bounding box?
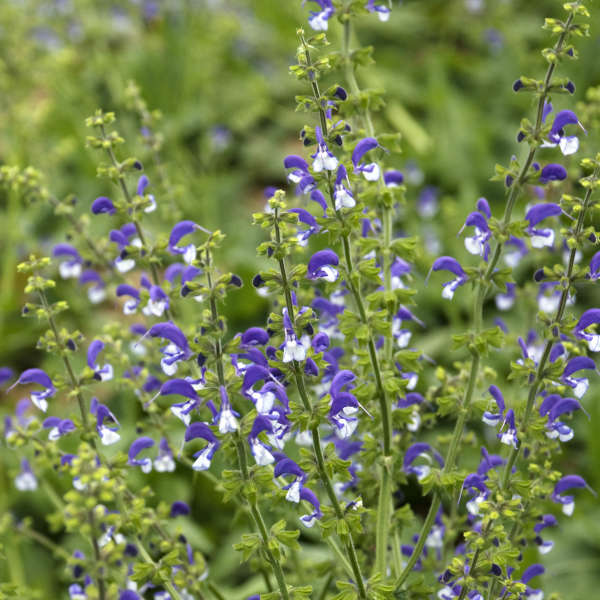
[91,196,116,215]
[384,169,403,187]
[539,163,567,184]
[136,174,156,212]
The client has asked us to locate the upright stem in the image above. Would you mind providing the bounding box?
[304,31,395,576]
[204,247,290,600]
[37,287,107,600]
[342,17,397,576]
[396,11,575,587]
[98,124,167,299]
[500,165,599,490]
[273,214,368,598]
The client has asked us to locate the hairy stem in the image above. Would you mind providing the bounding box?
[396,10,576,588]
[204,246,290,600]
[500,165,599,490]
[273,212,368,598]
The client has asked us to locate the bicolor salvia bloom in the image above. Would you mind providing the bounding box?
[5,2,600,599]
[8,368,55,412]
[429,256,468,300]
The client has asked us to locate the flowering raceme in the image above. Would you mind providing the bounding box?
[1,1,599,600]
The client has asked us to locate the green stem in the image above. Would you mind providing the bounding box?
[37,289,93,436]
[500,165,599,490]
[17,523,71,561]
[204,247,290,600]
[206,581,227,600]
[272,212,368,598]
[396,12,577,588]
[98,124,166,297]
[318,572,335,600]
[136,536,185,600]
[342,20,399,575]
[87,510,107,600]
[303,31,395,577]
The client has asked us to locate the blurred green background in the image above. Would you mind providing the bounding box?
[1,0,600,596]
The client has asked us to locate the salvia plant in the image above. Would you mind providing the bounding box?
[1,1,599,599]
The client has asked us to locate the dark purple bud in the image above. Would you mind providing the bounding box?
[512,79,524,91]
[384,170,404,187]
[170,501,190,517]
[476,197,491,219]
[91,196,116,215]
[136,175,150,196]
[310,189,328,212]
[241,327,269,346]
[283,155,309,171]
[312,332,330,353]
[229,274,242,287]
[304,357,319,376]
[431,256,465,278]
[160,379,198,400]
[525,203,562,227]
[539,164,567,183]
[333,86,347,100]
